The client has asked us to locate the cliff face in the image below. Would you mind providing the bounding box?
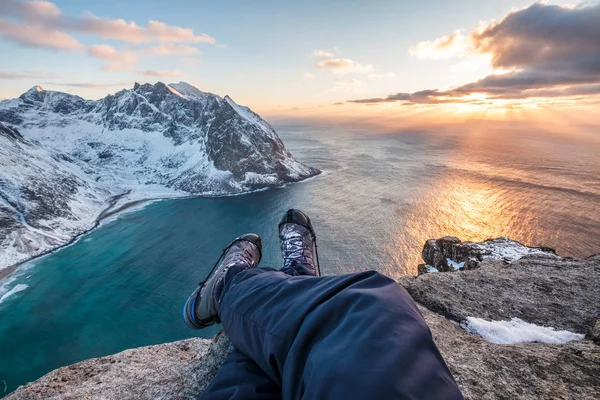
[401,237,600,399]
[6,238,600,399]
[406,237,599,338]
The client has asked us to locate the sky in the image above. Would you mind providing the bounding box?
[1,0,599,122]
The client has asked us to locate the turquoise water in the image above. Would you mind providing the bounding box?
[1,123,600,395]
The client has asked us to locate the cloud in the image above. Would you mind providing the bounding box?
[311,48,375,75]
[0,0,216,53]
[352,3,600,106]
[0,18,83,50]
[101,63,136,72]
[316,58,373,74]
[312,47,382,79]
[46,81,133,89]
[0,70,54,80]
[140,70,181,77]
[145,44,201,56]
[88,44,137,63]
[409,31,471,60]
[303,72,314,80]
[0,1,217,75]
[75,18,215,44]
[0,0,61,21]
[471,3,600,78]
[349,89,445,105]
[312,49,334,59]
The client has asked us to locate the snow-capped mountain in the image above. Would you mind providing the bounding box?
[0,82,319,270]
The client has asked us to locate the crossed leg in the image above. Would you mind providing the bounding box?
[201,266,463,399]
[201,348,282,399]
[201,262,313,400]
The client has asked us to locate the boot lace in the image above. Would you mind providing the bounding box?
[281,226,316,271]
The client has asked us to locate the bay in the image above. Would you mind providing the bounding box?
[1,122,599,395]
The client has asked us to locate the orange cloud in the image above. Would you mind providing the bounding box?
[0,18,83,51]
[353,3,600,107]
[409,31,471,60]
[0,0,61,21]
[77,16,215,44]
[312,49,334,59]
[145,44,201,56]
[88,44,137,63]
[316,58,373,74]
[0,0,216,47]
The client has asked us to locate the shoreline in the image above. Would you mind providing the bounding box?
[0,171,321,282]
[0,190,132,282]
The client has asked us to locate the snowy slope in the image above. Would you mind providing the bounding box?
[0,82,319,270]
[0,122,111,268]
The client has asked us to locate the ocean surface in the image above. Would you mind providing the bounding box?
[1,122,599,395]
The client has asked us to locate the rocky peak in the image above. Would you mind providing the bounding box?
[168,82,212,100]
[132,81,172,99]
[19,85,46,103]
[17,86,88,115]
[4,81,319,187]
[29,85,44,93]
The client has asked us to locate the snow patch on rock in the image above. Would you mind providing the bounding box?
[445,258,464,271]
[474,237,550,263]
[462,317,585,344]
[424,265,439,273]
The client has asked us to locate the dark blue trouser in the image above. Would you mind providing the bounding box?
[201,266,463,399]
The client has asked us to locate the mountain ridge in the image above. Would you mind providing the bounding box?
[0,82,319,271]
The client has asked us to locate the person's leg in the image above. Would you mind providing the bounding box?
[183,235,282,399]
[201,347,282,400]
[218,268,463,400]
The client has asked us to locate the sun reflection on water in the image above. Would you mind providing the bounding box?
[384,173,540,277]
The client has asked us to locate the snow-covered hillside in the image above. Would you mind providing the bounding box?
[0,82,319,270]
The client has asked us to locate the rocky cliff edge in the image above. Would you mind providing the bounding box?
[6,238,600,399]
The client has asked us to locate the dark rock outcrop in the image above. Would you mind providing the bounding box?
[420,236,556,273]
[403,239,600,337]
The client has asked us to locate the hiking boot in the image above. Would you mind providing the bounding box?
[183,233,262,329]
[279,209,319,276]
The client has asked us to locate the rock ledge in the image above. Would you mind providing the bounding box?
[7,238,600,400]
